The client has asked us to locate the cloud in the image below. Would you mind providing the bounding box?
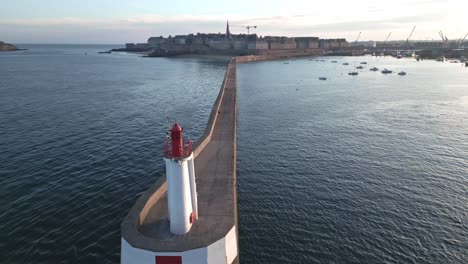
[0,12,457,43]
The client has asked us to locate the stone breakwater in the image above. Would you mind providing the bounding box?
[121,58,239,263]
[121,54,317,263]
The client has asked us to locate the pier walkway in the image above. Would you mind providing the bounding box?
[122,59,237,254]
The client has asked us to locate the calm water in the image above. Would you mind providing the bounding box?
[1,47,467,264]
[237,57,467,263]
[0,45,228,263]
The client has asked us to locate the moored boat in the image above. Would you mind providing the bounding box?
[348,72,358,76]
[319,77,327,80]
[398,71,406,76]
[342,62,350,65]
[370,67,379,71]
[356,65,364,69]
[381,69,393,74]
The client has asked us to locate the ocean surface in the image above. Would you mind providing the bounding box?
[1,45,467,263]
[0,45,228,263]
[237,57,467,263]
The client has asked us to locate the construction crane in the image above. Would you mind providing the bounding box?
[383,32,392,46]
[354,31,362,46]
[458,32,468,47]
[232,25,257,34]
[245,26,257,35]
[439,30,448,47]
[406,26,416,47]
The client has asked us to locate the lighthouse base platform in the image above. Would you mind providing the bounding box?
[121,226,237,264]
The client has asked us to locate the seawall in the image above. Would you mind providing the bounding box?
[121,58,238,263]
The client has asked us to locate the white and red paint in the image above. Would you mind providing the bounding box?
[163,123,198,235]
[121,226,238,264]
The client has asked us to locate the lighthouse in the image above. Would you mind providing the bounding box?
[164,123,198,235]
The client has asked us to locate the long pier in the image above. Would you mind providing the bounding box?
[121,58,238,263]
[121,54,313,263]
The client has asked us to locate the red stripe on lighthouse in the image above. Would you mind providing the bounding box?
[155,255,182,264]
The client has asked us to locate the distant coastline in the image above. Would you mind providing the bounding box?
[0,41,17,51]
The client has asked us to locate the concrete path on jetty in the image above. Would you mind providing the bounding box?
[122,54,312,263]
[135,60,238,252]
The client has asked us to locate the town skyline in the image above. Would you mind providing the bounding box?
[1,0,466,44]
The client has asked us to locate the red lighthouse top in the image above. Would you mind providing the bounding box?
[164,123,192,159]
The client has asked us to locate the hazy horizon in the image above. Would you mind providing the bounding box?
[1,0,467,44]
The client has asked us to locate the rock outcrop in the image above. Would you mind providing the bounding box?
[0,41,17,51]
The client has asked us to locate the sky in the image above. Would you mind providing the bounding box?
[0,0,467,44]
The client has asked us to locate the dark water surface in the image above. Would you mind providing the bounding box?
[237,57,467,263]
[1,46,467,263]
[0,45,228,263]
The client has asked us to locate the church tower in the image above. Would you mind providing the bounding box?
[226,20,231,38]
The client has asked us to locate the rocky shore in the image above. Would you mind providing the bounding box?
[0,41,17,51]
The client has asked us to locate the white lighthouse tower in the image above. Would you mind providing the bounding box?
[164,123,198,235]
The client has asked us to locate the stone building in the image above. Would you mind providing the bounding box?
[319,39,349,49]
[148,36,165,48]
[295,37,319,49]
[142,21,347,55]
[267,37,297,49]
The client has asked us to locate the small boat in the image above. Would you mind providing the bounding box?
[342,62,350,65]
[381,69,393,74]
[98,51,112,54]
[315,60,320,61]
[398,71,407,76]
[465,62,468,67]
[283,62,290,64]
[331,61,338,63]
[356,65,364,69]
[450,60,459,63]
[436,56,445,62]
[348,72,358,76]
[370,67,379,71]
[319,77,327,80]
[360,62,367,64]
[396,54,402,59]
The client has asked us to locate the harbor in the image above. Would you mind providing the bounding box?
[2,0,468,262]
